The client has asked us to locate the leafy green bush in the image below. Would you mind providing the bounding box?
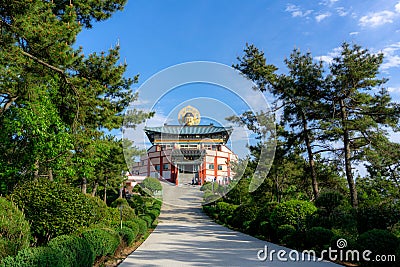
[122,221,139,239]
[11,178,110,244]
[305,227,334,251]
[215,202,238,224]
[110,198,136,222]
[141,177,162,195]
[0,197,31,260]
[147,209,160,221]
[81,228,120,259]
[315,191,345,215]
[356,204,400,234]
[140,214,154,227]
[270,200,317,231]
[357,229,399,267]
[132,218,148,236]
[116,226,136,246]
[230,203,258,231]
[200,182,219,192]
[277,224,296,244]
[47,235,93,267]
[0,247,62,267]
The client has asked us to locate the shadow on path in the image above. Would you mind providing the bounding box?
[119,181,341,267]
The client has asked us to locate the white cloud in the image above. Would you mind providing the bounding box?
[315,46,342,64]
[388,87,400,94]
[381,42,400,70]
[358,1,400,27]
[319,0,339,7]
[285,4,313,18]
[336,7,349,17]
[359,10,397,27]
[396,2,400,13]
[349,31,359,36]
[315,12,331,22]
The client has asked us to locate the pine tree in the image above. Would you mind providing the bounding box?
[325,43,400,208]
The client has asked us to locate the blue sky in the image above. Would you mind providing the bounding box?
[76,0,400,158]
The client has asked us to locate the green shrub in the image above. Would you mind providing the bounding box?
[200,182,219,192]
[47,235,93,267]
[0,247,62,267]
[357,229,399,267]
[140,214,154,227]
[116,226,136,246]
[132,218,148,236]
[277,224,296,244]
[315,191,344,215]
[122,221,139,239]
[230,203,258,231]
[248,202,278,237]
[81,228,120,258]
[141,177,162,195]
[305,227,334,251]
[270,200,317,231]
[356,204,400,234]
[147,209,160,221]
[0,197,31,260]
[216,202,237,217]
[11,178,109,244]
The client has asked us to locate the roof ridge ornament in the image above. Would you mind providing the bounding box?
[178,105,200,126]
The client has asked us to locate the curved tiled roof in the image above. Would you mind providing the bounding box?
[144,125,233,135]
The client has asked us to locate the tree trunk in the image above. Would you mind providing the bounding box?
[81,177,87,194]
[91,182,98,196]
[301,114,319,200]
[340,99,358,208]
[34,159,39,180]
[48,168,53,181]
[103,177,108,203]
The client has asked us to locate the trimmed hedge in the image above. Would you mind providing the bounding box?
[0,247,61,267]
[132,218,148,236]
[277,224,296,243]
[357,229,399,267]
[270,200,317,231]
[11,179,112,244]
[122,221,139,238]
[140,214,154,228]
[305,227,334,251]
[47,235,93,267]
[0,197,31,261]
[116,226,136,246]
[81,228,120,259]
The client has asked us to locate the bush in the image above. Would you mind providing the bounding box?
[277,224,296,244]
[81,228,120,259]
[122,221,139,239]
[109,199,136,222]
[132,218,148,236]
[230,203,258,231]
[315,191,344,215]
[147,209,160,221]
[116,226,136,246]
[270,200,317,231]
[140,214,154,227]
[215,202,238,224]
[11,178,110,244]
[141,177,162,195]
[356,204,400,234]
[0,247,61,267]
[305,227,334,251]
[0,197,31,260]
[47,235,93,267]
[357,229,399,267]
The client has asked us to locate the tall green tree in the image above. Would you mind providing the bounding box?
[324,43,400,208]
[234,45,328,200]
[0,0,151,193]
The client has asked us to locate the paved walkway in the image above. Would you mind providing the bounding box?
[119,181,341,267]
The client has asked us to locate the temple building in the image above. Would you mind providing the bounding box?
[131,106,237,185]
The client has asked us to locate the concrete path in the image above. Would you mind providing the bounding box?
[119,181,341,267]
